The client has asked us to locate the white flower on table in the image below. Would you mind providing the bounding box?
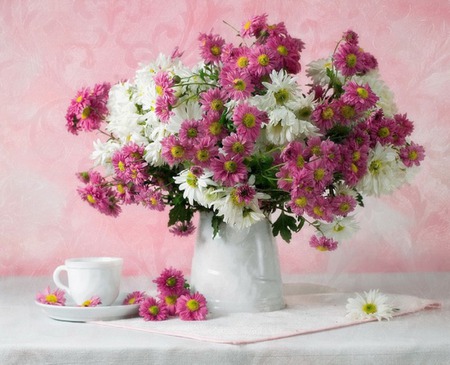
[346,289,397,321]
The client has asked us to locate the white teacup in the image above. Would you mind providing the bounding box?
[53,257,123,306]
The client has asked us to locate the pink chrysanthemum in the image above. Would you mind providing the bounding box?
[79,296,102,307]
[367,112,397,147]
[222,133,254,157]
[139,297,169,321]
[153,267,187,297]
[112,143,148,185]
[115,182,137,205]
[123,291,148,305]
[266,34,302,74]
[306,196,334,222]
[77,183,121,217]
[211,154,248,187]
[276,164,294,191]
[36,286,66,306]
[76,170,104,185]
[198,32,225,64]
[155,97,174,122]
[169,221,196,237]
[65,82,111,135]
[399,142,425,167]
[138,186,165,211]
[161,135,189,166]
[248,45,277,77]
[311,102,337,133]
[232,103,266,142]
[287,189,311,216]
[192,136,219,167]
[331,194,357,216]
[176,292,208,321]
[392,113,414,145]
[179,119,206,146]
[342,29,359,45]
[241,13,268,38]
[220,67,254,100]
[153,71,176,102]
[309,235,338,251]
[203,113,228,142]
[342,82,379,112]
[199,88,227,114]
[334,42,364,77]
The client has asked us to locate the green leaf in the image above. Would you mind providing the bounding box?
[168,201,193,227]
[272,212,298,243]
[211,213,224,238]
[325,124,351,144]
[355,192,364,207]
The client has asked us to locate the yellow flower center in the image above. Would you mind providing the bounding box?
[166,277,177,287]
[118,161,125,171]
[237,56,249,68]
[210,45,221,56]
[81,106,91,120]
[155,85,163,96]
[244,20,251,30]
[333,223,345,232]
[81,300,92,307]
[242,113,256,128]
[231,190,245,207]
[149,305,159,315]
[297,155,305,168]
[295,196,307,208]
[224,161,237,173]
[339,202,350,213]
[277,45,288,56]
[187,128,198,138]
[296,106,312,120]
[76,95,83,103]
[233,78,246,91]
[117,184,125,194]
[257,54,270,66]
[313,206,324,217]
[127,297,136,305]
[196,149,210,162]
[186,171,198,188]
[316,246,329,252]
[87,194,96,204]
[351,163,358,173]
[341,105,355,119]
[232,142,245,154]
[322,106,334,120]
[314,168,325,181]
[363,303,378,314]
[352,151,361,162]
[170,145,185,159]
[409,150,418,160]
[209,122,222,136]
[274,89,289,105]
[378,127,390,138]
[45,294,58,303]
[346,53,357,67]
[165,295,177,305]
[210,99,224,111]
[369,160,382,175]
[356,87,369,99]
[186,299,199,312]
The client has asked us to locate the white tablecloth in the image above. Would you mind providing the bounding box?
[1,273,449,365]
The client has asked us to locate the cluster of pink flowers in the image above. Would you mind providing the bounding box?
[65,82,110,135]
[137,267,208,321]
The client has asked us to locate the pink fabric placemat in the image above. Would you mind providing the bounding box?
[91,292,441,345]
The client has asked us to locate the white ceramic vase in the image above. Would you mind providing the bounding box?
[190,212,285,314]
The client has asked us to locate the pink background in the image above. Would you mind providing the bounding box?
[1,0,449,277]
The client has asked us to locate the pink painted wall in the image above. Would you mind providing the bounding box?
[1,0,449,277]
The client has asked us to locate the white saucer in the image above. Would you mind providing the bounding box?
[35,293,140,322]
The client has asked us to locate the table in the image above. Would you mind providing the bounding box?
[1,273,449,365]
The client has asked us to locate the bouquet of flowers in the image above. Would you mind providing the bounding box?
[65,14,424,249]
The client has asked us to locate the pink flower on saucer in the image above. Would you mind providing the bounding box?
[79,296,102,307]
[36,286,66,306]
[123,291,147,305]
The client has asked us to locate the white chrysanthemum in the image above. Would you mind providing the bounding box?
[264,107,300,145]
[356,143,407,196]
[166,100,203,134]
[106,82,143,142]
[251,69,300,110]
[346,289,396,321]
[319,216,359,241]
[90,139,122,174]
[212,180,269,229]
[173,168,216,206]
[306,57,341,86]
[353,70,398,117]
[144,124,170,166]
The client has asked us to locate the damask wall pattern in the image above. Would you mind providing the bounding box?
[1,0,449,276]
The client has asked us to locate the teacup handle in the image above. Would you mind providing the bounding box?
[53,265,70,293]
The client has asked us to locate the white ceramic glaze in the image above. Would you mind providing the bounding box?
[190,213,285,314]
[53,257,123,306]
